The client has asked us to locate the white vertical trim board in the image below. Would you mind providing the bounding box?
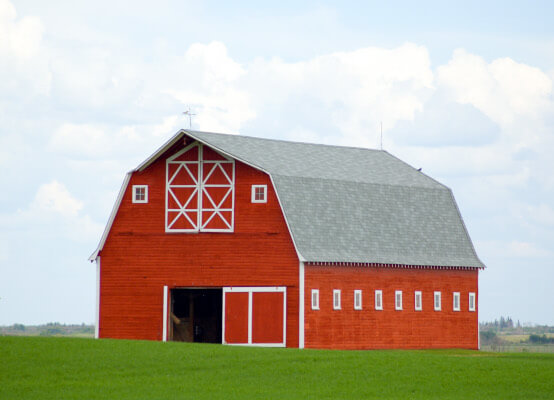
[162,285,168,342]
[247,291,253,345]
[94,256,101,339]
[221,287,227,344]
[282,287,287,347]
[299,261,305,349]
[222,286,287,347]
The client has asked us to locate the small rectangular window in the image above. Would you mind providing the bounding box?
[375,290,383,310]
[333,289,341,310]
[453,292,461,311]
[354,290,362,310]
[132,185,148,203]
[469,292,476,312]
[395,290,403,310]
[251,185,267,203]
[414,291,422,311]
[311,289,319,310]
[434,291,441,311]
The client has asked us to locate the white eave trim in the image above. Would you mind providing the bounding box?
[89,129,307,263]
[88,172,132,261]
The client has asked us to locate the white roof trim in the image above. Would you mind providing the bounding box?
[89,129,306,262]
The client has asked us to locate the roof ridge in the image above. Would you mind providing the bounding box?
[186,129,384,153]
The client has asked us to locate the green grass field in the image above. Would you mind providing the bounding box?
[1,337,553,399]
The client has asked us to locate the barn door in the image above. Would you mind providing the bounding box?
[222,287,286,347]
[166,142,235,232]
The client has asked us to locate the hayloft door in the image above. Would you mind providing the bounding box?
[166,142,235,232]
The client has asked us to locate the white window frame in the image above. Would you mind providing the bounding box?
[469,292,476,312]
[395,290,403,310]
[453,292,461,311]
[414,291,422,311]
[375,290,383,310]
[251,185,267,203]
[132,185,148,203]
[333,289,341,310]
[434,291,442,311]
[354,290,362,310]
[311,289,319,310]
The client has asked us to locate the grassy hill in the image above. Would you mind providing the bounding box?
[1,337,553,399]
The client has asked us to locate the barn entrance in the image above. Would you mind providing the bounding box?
[170,288,222,343]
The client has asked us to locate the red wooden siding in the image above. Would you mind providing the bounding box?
[99,141,299,347]
[304,265,479,350]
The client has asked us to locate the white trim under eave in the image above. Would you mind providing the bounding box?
[299,261,305,349]
[95,256,101,339]
[88,172,132,261]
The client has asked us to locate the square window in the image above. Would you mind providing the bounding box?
[395,290,403,310]
[469,292,476,312]
[251,185,267,203]
[375,290,383,310]
[311,289,319,310]
[415,291,422,311]
[333,289,341,310]
[354,290,362,310]
[132,185,148,203]
[434,291,442,311]
[453,292,461,311]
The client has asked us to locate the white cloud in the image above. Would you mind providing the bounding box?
[246,43,434,147]
[437,49,553,129]
[164,41,256,134]
[0,0,51,95]
[30,181,83,217]
[0,180,103,243]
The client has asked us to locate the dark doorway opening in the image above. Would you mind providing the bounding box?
[170,288,222,343]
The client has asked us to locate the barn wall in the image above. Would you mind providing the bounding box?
[99,141,300,347]
[304,266,479,350]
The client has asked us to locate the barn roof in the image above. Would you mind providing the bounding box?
[90,129,485,269]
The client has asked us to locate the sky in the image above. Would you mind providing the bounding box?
[1,0,553,326]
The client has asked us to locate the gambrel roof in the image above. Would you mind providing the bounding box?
[90,129,485,269]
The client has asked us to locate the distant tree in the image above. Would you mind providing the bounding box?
[529,334,554,344]
[12,324,25,331]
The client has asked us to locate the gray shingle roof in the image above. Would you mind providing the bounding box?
[184,130,484,268]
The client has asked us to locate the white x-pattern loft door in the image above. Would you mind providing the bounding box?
[166,142,235,232]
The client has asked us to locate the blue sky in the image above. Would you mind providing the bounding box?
[1,0,553,326]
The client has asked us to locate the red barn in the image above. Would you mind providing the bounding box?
[90,129,485,349]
